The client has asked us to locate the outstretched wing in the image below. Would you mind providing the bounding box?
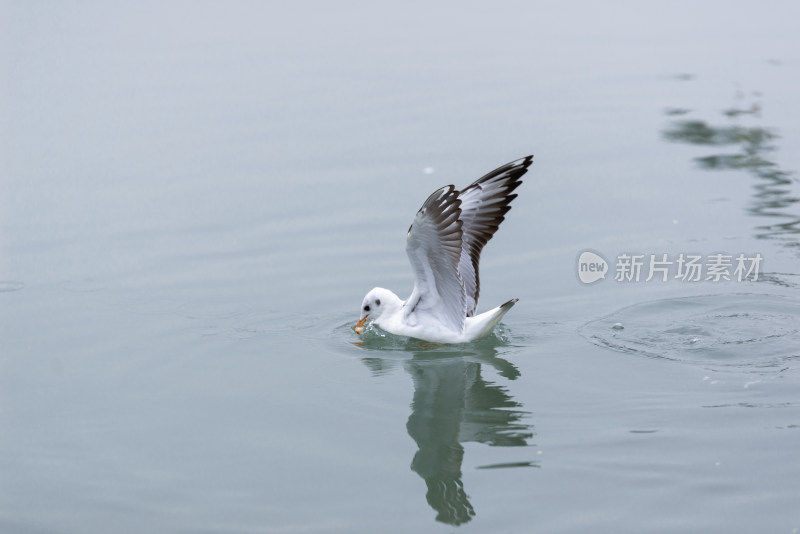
[458,155,532,316]
[405,185,467,334]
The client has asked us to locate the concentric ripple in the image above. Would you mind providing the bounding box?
[580,293,800,370]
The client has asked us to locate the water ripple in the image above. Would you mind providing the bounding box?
[580,293,800,371]
[0,281,24,292]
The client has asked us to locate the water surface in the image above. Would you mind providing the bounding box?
[2,2,799,532]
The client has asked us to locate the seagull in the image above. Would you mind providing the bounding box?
[355,155,533,343]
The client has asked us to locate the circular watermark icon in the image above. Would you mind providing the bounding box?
[577,250,609,284]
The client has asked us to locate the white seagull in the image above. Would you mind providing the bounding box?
[355,155,533,343]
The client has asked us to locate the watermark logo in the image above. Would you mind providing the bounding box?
[577,251,763,284]
[577,250,609,284]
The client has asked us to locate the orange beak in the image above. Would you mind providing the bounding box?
[355,315,368,334]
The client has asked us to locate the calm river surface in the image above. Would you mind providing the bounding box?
[2,2,799,533]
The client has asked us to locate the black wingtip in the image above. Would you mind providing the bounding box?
[518,155,534,173]
[500,298,519,309]
[512,155,534,170]
[472,155,534,187]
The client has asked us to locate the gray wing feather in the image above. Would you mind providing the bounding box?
[405,185,467,333]
[457,155,532,316]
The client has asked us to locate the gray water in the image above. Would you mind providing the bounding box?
[2,2,800,533]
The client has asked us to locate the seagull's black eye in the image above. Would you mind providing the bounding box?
[363,305,370,312]
[376,299,381,306]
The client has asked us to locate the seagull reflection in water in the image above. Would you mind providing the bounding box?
[359,334,534,526]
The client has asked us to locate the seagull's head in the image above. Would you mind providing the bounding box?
[355,287,399,334]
